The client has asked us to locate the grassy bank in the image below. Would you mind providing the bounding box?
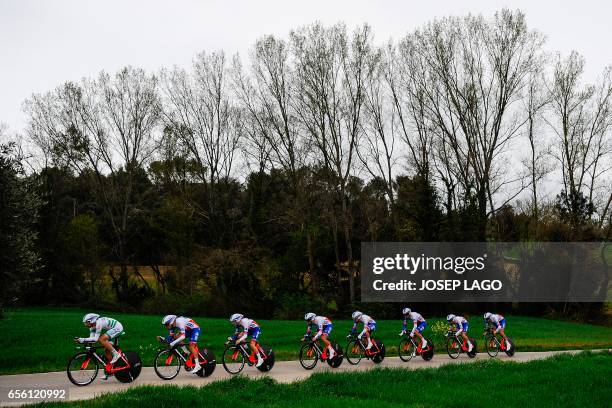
[36,352,612,407]
[1,308,611,374]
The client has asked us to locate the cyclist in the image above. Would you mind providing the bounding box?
[350,311,376,351]
[483,312,510,348]
[229,313,264,367]
[160,315,202,374]
[75,313,123,365]
[399,307,427,350]
[303,312,335,360]
[447,314,473,352]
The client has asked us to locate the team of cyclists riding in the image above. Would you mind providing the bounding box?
[74,308,511,378]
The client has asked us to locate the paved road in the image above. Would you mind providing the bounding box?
[0,349,603,406]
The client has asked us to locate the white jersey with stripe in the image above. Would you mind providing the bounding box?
[80,317,121,342]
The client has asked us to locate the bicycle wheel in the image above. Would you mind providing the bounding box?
[398,338,415,362]
[345,340,363,365]
[446,337,461,359]
[485,335,499,357]
[327,343,343,368]
[222,346,246,374]
[197,348,216,377]
[67,352,99,386]
[154,349,181,380]
[256,346,275,372]
[371,340,385,364]
[114,351,140,383]
[421,341,434,361]
[299,343,318,370]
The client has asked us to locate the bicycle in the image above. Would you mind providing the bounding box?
[221,339,275,374]
[298,335,344,370]
[153,337,216,380]
[345,333,385,365]
[484,327,515,357]
[445,330,477,359]
[66,337,142,386]
[398,332,434,362]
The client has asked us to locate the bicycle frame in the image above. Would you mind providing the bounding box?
[485,329,508,351]
[228,340,267,364]
[161,341,210,369]
[401,335,428,354]
[303,339,325,359]
[78,344,130,374]
[349,335,381,356]
[447,331,471,352]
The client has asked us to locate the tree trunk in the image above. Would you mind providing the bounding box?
[341,192,355,303]
[306,228,317,291]
[332,211,342,290]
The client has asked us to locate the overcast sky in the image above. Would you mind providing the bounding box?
[1,0,611,133]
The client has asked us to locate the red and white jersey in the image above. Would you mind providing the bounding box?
[235,317,259,332]
[450,316,468,326]
[308,316,332,332]
[407,312,425,323]
[358,314,375,325]
[174,317,199,334]
[488,314,504,327]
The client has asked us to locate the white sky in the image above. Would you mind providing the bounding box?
[1,0,611,133]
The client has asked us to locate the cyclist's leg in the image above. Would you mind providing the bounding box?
[248,328,264,366]
[188,329,201,373]
[461,323,472,351]
[104,324,123,362]
[249,338,257,355]
[365,323,376,349]
[187,329,200,358]
[248,327,261,356]
[99,334,113,360]
[321,333,331,349]
[322,324,334,358]
[416,321,427,347]
[188,342,198,357]
[498,319,507,339]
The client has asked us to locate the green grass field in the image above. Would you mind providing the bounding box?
[1,308,611,375]
[35,352,612,408]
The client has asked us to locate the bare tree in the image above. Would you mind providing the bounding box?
[232,36,324,290]
[291,23,373,302]
[160,51,240,209]
[398,9,545,238]
[547,52,612,225]
[522,64,551,223]
[25,67,161,298]
[388,41,435,179]
[356,44,399,205]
